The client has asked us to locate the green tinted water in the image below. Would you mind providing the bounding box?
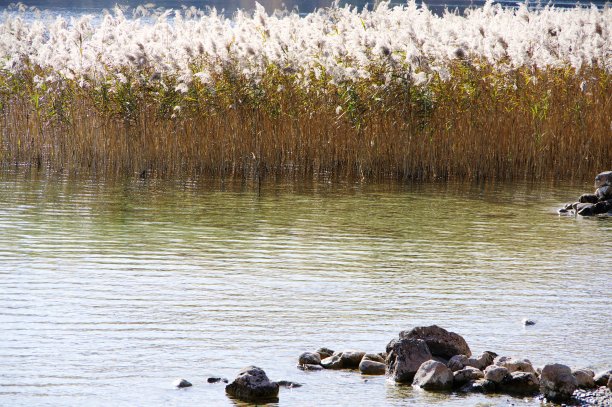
[1,172,610,406]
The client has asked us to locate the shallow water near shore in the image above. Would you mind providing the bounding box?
[0,172,610,406]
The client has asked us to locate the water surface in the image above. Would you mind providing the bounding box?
[0,173,610,406]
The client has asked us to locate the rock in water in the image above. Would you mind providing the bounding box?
[523,319,536,326]
[400,325,471,359]
[316,347,335,359]
[594,370,612,386]
[579,193,599,204]
[453,366,484,387]
[359,360,386,375]
[340,351,366,369]
[499,371,540,395]
[594,171,612,188]
[320,354,344,369]
[225,366,279,403]
[596,186,612,200]
[539,363,577,402]
[572,368,595,389]
[298,352,321,366]
[173,378,192,388]
[412,360,454,390]
[493,356,536,374]
[386,338,432,383]
[362,353,385,364]
[484,365,510,384]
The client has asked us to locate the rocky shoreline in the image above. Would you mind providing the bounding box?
[174,325,611,406]
[558,171,612,216]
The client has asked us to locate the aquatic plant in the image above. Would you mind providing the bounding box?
[0,1,610,180]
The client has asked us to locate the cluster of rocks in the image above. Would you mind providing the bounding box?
[559,170,612,216]
[173,369,300,403]
[297,325,612,404]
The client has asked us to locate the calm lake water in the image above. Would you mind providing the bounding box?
[0,172,610,406]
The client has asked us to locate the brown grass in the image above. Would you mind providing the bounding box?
[0,62,610,181]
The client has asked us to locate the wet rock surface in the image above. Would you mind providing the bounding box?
[412,360,454,390]
[499,371,539,395]
[173,378,192,388]
[540,363,578,402]
[359,359,386,375]
[400,325,471,359]
[225,366,279,403]
[340,351,366,369]
[386,338,432,383]
[298,352,321,366]
[453,366,484,387]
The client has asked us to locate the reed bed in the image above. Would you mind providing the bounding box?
[0,2,610,181]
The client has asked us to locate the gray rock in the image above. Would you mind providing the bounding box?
[225,366,279,403]
[173,378,192,388]
[595,186,612,200]
[316,347,335,359]
[499,371,540,395]
[448,354,468,372]
[594,370,611,386]
[608,375,612,391]
[484,365,510,384]
[340,351,366,369]
[362,353,385,364]
[539,363,578,402]
[579,193,599,204]
[297,364,323,371]
[472,351,497,370]
[386,338,433,383]
[459,379,496,393]
[453,366,484,387]
[400,325,471,359]
[359,360,386,375]
[207,377,228,383]
[593,199,612,214]
[412,360,454,391]
[321,355,344,370]
[298,352,321,366]
[594,170,612,188]
[577,202,595,216]
[493,356,536,374]
[573,368,595,389]
[276,380,302,388]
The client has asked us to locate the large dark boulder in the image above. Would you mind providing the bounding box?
[321,354,344,369]
[539,363,577,402]
[386,338,432,383]
[400,325,471,359]
[412,360,454,390]
[573,368,596,389]
[225,366,279,403]
[596,186,612,200]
